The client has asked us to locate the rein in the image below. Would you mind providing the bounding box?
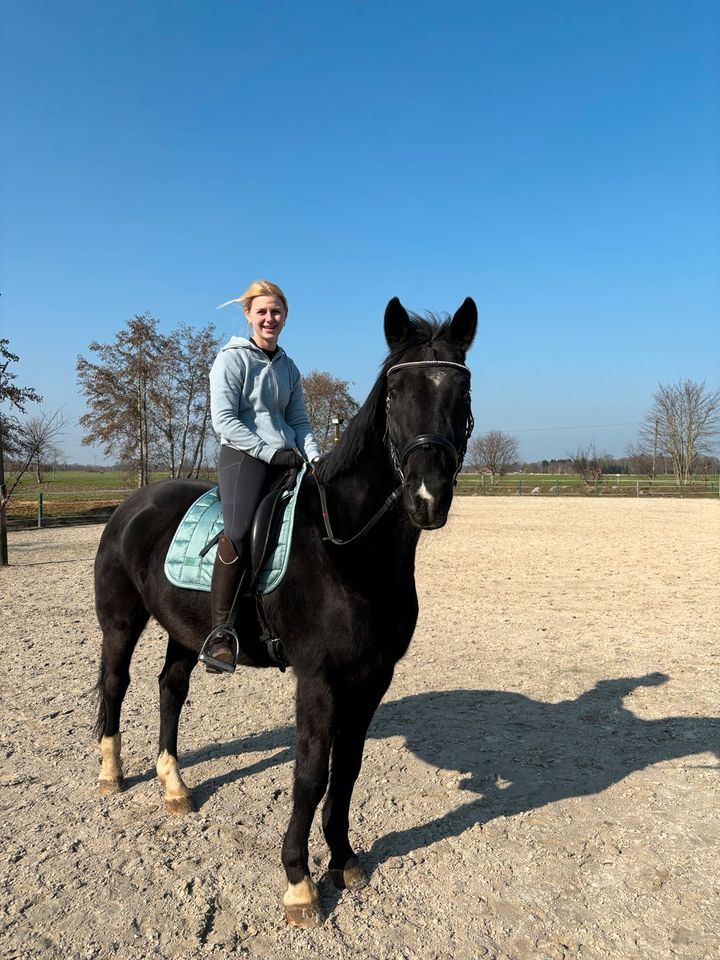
[315,360,473,547]
[315,479,404,546]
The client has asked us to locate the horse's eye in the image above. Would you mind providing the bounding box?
[388,388,397,401]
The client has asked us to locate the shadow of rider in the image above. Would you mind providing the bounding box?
[365,672,719,865]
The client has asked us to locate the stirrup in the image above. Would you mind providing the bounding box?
[198,624,240,674]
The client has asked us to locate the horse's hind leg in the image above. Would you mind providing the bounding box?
[95,585,149,796]
[156,636,197,816]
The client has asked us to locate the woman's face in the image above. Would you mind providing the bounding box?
[245,295,286,351]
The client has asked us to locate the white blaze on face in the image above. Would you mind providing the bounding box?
[416,480,435,503]
[428,369,449,387]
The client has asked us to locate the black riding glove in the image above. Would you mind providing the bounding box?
[271,449,304,469]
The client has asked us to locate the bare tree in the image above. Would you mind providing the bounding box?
[467,430,520,479]
[637,379,720,487]
[77,314,164,487]
[2,409,66,493]
[0,412,24,461]
[301,370,360,453]
[21,409,66,482]
[149,323,221,478]
[568,444,608,486]
[0,339,43,565]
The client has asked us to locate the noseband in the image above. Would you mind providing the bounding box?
[385,360,474,484]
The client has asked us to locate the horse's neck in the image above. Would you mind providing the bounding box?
[321,436,414,545]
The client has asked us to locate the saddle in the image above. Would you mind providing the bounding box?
[164,464,307,596]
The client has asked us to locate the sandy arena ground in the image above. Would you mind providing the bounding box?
[1,497,718,960]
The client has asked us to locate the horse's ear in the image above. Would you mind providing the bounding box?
[450,297,477,352]
[384,297,413,348]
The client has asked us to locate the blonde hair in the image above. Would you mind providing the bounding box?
[218,279,288,315]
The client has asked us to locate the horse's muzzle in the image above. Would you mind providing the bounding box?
[402,476,453,529]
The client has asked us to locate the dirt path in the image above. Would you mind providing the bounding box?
[1,498,718,960]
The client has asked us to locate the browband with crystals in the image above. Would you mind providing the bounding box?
[386,360,471,376]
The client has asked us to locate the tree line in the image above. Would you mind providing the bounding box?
[75,314,361,486]
[2,316,718,554]
[1,318,358,524]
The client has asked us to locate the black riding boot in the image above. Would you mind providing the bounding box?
[201,534,245,673]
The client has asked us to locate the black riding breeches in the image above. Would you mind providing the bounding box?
[216,446,276,562]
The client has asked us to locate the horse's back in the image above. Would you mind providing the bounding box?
[97,478,213,578]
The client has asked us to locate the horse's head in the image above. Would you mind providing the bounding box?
[383,297,477,529]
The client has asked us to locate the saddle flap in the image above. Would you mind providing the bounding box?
[250,485,292,580]
[250,464,307,593]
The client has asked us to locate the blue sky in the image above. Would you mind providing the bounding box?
[2,0,719,463]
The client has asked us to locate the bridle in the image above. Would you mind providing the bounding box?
[316,359,474,546]
[385,360,474,485]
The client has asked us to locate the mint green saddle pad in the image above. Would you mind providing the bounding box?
[164,464,307,596]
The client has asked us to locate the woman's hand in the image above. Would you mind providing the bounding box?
[271,449,304,469]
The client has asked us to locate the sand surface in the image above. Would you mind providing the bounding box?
[1,498,718,960]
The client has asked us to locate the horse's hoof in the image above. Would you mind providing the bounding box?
[165,795,196,816]
[284,902,322,928]
[283,877,322,928]
[98,778,123,796]
[329,857,368,891]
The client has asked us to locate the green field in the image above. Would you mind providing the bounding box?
[8,469,179,496]
[4,470,214,526]
[4,468,719,529]
[456,472,720,497]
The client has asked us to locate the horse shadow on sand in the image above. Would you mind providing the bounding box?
[150,671,719,872]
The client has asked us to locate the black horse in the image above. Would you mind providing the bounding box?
[93,296,477,927]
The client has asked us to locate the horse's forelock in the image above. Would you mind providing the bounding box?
[383,313,461,369]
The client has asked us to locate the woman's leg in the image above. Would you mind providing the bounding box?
[203,447,271,671]
[217,445,270,560]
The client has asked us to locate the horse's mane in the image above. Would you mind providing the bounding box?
[317,313,454,482]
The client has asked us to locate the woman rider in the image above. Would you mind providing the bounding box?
[203,279,321,671]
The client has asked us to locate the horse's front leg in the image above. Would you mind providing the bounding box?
[156,636,197,816]
[281,675,335,928]
[322,668,393,891]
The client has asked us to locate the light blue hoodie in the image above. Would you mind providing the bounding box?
[209,336,321,464]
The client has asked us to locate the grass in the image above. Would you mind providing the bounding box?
[4,469,215,526]
[456,472,720,497]
[8,469,168,495]
[4,468,719,528]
